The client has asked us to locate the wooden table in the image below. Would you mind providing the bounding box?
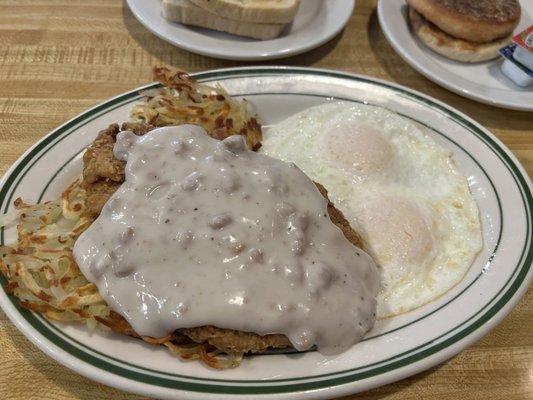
[0,1,531,399]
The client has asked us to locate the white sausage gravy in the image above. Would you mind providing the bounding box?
[73,125,379,354]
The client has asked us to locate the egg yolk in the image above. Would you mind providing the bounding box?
[322,123,393,178]
[356,197,434,271]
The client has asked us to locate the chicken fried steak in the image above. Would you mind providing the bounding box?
[78,123,367,354]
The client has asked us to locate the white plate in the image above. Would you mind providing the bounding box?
[0,67,531,399]
[126,0,355,61]
[377,0,533,111]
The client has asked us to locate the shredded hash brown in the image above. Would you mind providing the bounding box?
[0,181,244,369]
[131,66,262,151]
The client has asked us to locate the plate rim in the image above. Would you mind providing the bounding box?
[376,0,533,111]
[125,0,355,61]
[0,66,531,399]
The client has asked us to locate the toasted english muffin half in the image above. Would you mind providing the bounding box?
[406,0,520,43]
[408,7,513,63]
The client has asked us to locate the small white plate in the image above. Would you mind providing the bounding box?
[377,0,533,111]
[0,67,531,399]
[126,0,355,61]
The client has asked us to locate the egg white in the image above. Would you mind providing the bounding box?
[261,102,482,318]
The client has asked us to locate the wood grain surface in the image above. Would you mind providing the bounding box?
[0,1,531,399]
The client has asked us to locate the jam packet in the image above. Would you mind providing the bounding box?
[499,26,533,87]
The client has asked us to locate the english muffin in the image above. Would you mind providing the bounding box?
[406,0,521,43]
[408,7,514,62]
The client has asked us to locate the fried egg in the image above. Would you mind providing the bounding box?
[261,102,482,318]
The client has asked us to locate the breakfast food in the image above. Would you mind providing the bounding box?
[261,102,483,318]
[406,0,521,62]
[408,8,514,63]
[162,0,285,40]
[0,67,380,367]
[407,0,521,43]
[82,66,261,218]
[75,124,378,355]
[162,0,300,40]
[132,66,262,151]
[190,0,301,23]
[0,122,378,366]
[0,62,485,374]
[0,180,253,368]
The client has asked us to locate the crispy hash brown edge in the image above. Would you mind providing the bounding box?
[0,180,245,369]
[131,66,262,151]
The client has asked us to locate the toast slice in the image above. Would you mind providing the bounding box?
[162,0,286,40]
[190,0,300,24]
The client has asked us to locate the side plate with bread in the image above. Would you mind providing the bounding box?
[125,0,355,60]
